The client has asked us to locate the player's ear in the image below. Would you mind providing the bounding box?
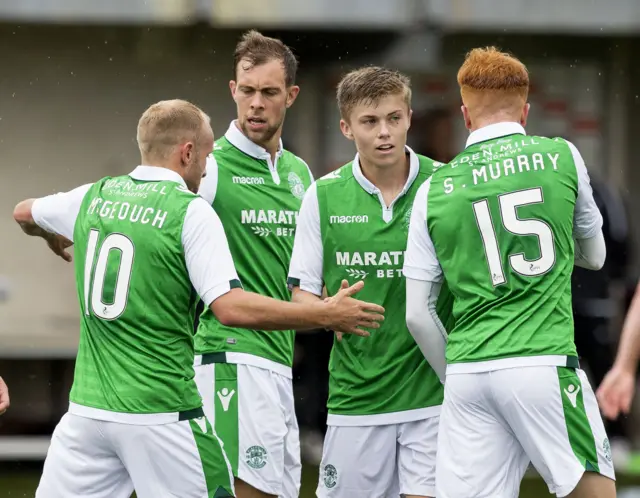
[521,103,530,127]
[286,85,300,108]
[181,141,195,165]
[340,119,354,141]
[407,108,413,129]
[461,105,472,131]
[229,80,237,99]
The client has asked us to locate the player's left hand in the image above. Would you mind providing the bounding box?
[45,233,73,262]
[0,376,9,415]
[596,365,636,420]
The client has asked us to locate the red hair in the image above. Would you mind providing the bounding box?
[457,47,529,114]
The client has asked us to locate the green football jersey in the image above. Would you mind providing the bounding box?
[419,123,602,371]
[71,174,203,417]
[195,123,313,371]
[289,149,454,424]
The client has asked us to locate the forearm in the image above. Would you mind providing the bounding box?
[574,230,606,270]
[613,283,640,374]
[406,278,448,382]
[212,289,329,331]
[291,287,323,305]
[13,199,50,238]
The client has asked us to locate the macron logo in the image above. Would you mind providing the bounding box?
[217,388,236,412]
[233,176,265,185]
[330,215,369,224]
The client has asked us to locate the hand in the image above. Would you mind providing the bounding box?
[0,377,9,415]
[324,280,349,341]
[596,365,636,420]
[45,233,73,262]
[323,279,384,337]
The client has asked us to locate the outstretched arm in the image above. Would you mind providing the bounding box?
[13,184,92,262]
[183,197,384,335]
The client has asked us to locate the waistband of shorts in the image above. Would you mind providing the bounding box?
[194,352,293,379]
[327,405,441,427]
[446,355,580,375]
[68,402,204,425]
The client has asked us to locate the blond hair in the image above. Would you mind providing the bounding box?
[336,66,412,120]
[234,30,298,87]
[136,99,209,162]
[457,47,529,117]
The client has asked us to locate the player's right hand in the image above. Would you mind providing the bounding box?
[45,233,73,262]
[0,376,9,415]
[596,365,636,420]
[323,279,384,337]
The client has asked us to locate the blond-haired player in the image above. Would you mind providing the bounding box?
[14,99,384,498]
[404,48,615,497]
[289,66,454,498]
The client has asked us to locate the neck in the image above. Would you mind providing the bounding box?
[235,121,283,162]
[359,151,410,195]
[140,157,183,179]
[470,114,521,132]
[262,132,281,162]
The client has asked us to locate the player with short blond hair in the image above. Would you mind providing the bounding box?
[289,66,453,498]
[14,99,384,498]
[404,47,615,498]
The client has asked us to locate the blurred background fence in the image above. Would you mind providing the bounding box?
[1,0,640,495]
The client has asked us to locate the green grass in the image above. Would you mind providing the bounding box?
[1,466,637,497]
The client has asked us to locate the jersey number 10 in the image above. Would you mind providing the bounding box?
[83,229,134,320]
[473,187,556,286]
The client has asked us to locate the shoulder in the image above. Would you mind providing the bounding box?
[184,195,221,228]
[416,154,447,180]
[282,150,315,184]
[316,162,353,188]
[415,177,433,202]
[210,137,236,162]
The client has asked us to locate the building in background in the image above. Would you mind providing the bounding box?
[1,0,640,484]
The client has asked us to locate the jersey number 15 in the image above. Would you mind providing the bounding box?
[473,187,556,286]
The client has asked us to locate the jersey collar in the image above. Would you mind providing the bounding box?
[466,122,526,148]
[352,146,420,196]
[129,165,187,188]
[224,120,284,161]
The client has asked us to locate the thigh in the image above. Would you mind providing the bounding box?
[397,416,439,498]
[279,376,302,498]
[36,413,133,498]
[215,364,288,496]
[116,417,234,498]
[436,374,529,498]
[316,425,397,498]
[493,367,616,498]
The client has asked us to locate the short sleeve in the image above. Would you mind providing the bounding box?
[403,178,444,283]
[567,141,603,239]
[198,153,219,205]
[31,183,93,242]
[287,183,323,296]
[182,197,240,306]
